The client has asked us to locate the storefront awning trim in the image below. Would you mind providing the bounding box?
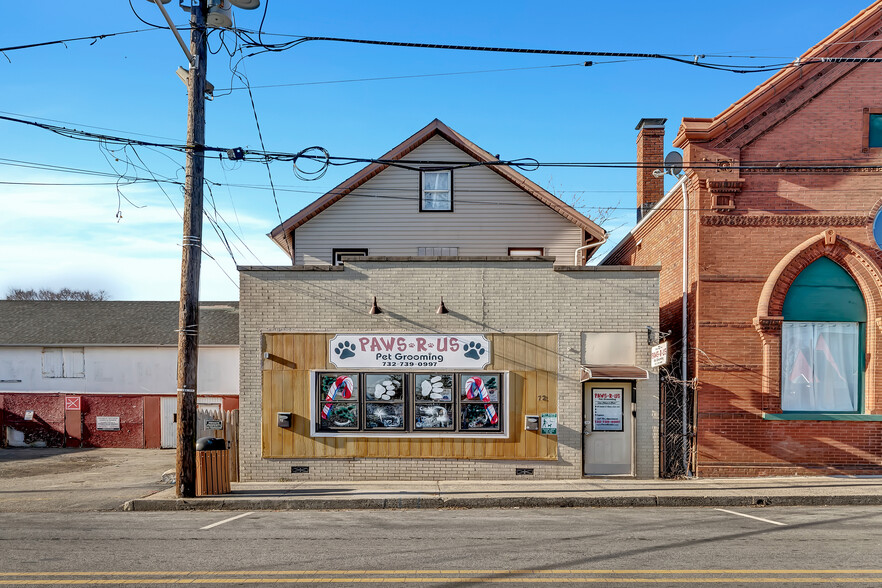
[580,365,649,381]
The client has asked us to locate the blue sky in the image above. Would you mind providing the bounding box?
[0,1,873,300]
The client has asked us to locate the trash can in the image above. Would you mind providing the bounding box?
[195,436,231,496]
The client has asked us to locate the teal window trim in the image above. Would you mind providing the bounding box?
[781,257,867,415]
[870,113,882,149]
[763,412,882,422]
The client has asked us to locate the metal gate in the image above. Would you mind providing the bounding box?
[160,396,224,449]
[160,397,177,449]
[659,349,695,478]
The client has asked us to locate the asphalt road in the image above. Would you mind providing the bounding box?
[1,506,881,586]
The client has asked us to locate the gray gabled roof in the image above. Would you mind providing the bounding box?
[0,301,238,346]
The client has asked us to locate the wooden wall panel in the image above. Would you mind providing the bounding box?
[261,333,558,460]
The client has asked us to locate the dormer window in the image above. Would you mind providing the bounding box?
[421,170,452,212]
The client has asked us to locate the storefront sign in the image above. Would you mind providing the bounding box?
[328,334,491,369]
[592,388,624,432]
[540,413,558,435]
[651,341,669,368]
[64,396,81,411]
[95,416,120,431]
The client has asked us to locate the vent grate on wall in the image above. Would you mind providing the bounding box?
[515,468,534,476]
[290,466,309,474]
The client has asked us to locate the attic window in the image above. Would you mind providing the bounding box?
[421,170,453,212]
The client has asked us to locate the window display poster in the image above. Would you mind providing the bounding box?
[592,388,624,432]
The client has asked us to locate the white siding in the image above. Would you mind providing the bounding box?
[294,136,584,265]
[0,346,239,396]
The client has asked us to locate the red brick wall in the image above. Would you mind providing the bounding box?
[610,57,882,476]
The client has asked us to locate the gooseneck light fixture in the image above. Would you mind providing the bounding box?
[369,296,382,315]
[436,297,449,315]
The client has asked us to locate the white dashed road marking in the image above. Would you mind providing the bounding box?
[200,511,254,530]
[715,508,787,526]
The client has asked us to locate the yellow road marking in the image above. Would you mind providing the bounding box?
[2,577,882,584]
[3,570,882,576]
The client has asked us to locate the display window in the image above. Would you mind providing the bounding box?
[314,371,504,434]
[317,373,359,429]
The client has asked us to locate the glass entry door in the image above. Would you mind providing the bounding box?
[583,382,634,475]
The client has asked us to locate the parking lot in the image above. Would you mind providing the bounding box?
[0,448,173,512]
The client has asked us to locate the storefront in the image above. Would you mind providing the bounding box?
[238,257,660,480]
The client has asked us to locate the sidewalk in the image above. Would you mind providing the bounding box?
[124,476,882,511]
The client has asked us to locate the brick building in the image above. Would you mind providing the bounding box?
[603,2,882,476]
[238,121,661,481]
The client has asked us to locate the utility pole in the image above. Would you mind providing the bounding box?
[175,0,207,498]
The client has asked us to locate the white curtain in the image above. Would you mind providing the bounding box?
[423,171,451,210]
[781,322,858,412]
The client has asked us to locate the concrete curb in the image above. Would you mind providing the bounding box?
[123,493,882,512]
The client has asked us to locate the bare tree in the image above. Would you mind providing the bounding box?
[546,176,622,230]
[6,288,110,301]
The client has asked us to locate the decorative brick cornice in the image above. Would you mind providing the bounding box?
[702,178,744,211]
[702,178,745,194]
[702,214,870,227]
[744,166,882,175]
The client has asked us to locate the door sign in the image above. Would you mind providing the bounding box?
[592,388,624,432]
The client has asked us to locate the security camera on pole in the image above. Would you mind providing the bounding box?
[147,0,260,498]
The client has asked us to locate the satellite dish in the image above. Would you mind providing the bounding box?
[664,151,683,176]
[229,0,261,8]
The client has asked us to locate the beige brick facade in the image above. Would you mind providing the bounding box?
[238,258,660,481]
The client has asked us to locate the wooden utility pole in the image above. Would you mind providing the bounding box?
[175,0,208,498]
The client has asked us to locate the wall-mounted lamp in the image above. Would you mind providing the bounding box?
[436,297,449,315]
[369,296,382,315]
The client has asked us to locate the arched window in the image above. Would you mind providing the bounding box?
[781,257,865,412]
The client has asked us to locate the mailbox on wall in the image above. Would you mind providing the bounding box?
[277,412,292,428]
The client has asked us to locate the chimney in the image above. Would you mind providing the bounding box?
[635,118,667,221]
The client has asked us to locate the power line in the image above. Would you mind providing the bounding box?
[233,33,882,74]
[212,62,592,91]
[8,154,882,203]
[0,111,182,143]
[0,29,158,53]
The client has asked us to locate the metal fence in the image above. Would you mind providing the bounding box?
[659,352,695,478]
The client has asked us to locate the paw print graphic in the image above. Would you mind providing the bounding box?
[463,341,485,361]
[334,340,356,360]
